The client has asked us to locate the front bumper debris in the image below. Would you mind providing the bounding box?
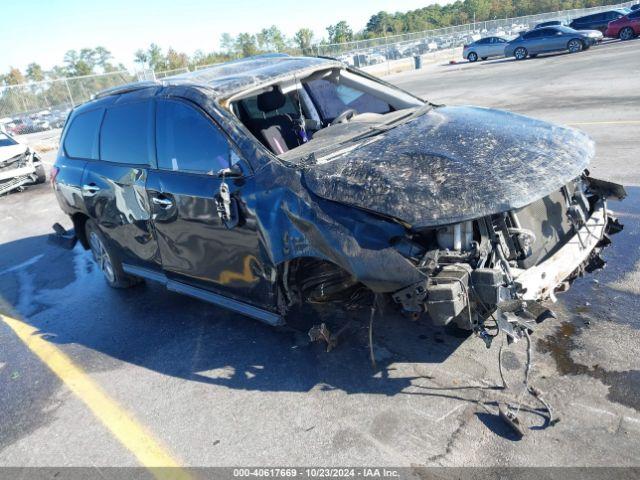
[513,200,609,301]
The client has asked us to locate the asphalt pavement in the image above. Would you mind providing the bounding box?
[1,39,639,471]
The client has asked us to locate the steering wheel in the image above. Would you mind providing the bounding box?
[329,108,358,126]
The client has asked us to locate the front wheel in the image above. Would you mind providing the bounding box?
[34,163,46,184]
[514,47,528,60]
[568,39,584,53]
[85,220,141,288]
[619,27,636,41]
[467,52,478,62]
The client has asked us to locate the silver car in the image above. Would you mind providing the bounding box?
[505,26,602,60]
[463,36,509,62]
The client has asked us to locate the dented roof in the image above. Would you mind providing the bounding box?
[167,54,341,98]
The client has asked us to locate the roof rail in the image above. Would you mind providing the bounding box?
[93,80,160,100]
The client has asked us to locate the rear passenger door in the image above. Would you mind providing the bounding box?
[146,97,275,310]
[81,94,161,270]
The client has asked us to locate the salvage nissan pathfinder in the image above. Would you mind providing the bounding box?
[51,54,625,346]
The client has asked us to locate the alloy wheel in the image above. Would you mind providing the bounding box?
[620,28,634,41]
[568,39,583,53]
[89,231,115,284]
[515,48,527,60]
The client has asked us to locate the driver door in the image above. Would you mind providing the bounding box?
[146,97,276,310]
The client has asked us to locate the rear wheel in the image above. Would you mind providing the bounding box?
[568,39,583,53]
[619,27,636,41]
[85,220,140,288]
[467,52,478,62]
[514,47,528,60]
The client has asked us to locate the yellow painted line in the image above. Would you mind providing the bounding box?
[1,313,191,480]
[568,120,640,126]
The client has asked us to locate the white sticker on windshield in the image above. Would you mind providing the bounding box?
[171,157,178,171]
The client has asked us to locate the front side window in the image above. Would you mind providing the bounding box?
[156,99,231,174]
[63,108,103,159]
[305,79,391,122]
[100,101,152,165]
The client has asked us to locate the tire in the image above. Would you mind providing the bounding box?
[467,52,478,62]
[85,220,141,288]
[34,163,46,184]
[619,27,636,41]
[514,47,528,60]
[568,39,584,53]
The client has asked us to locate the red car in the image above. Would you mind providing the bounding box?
[605,10,640,40]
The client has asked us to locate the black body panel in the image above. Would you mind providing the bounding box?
[146,170,277,309]
[82,163,161,268]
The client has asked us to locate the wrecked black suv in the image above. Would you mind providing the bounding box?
[51,54,624,344]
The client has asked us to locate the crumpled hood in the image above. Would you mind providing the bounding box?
[0,144,28,164]
[302,106,594,227]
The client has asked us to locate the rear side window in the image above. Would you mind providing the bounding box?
[155,99,231,174]
[100,101,152,165]
[305,79,391,122]
[63,108,103,159]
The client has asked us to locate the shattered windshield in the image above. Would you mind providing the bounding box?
[230,67,424,161]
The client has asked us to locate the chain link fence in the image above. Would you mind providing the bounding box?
[0,71,134,136]
[1,1,636,138]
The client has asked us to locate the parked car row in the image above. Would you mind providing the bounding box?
[0,108,70,136]
[464,7,639,63]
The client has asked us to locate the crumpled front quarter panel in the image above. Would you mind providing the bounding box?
[303,106,594,227]
[246,161,426,292]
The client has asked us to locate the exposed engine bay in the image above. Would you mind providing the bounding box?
[282,173,625,350]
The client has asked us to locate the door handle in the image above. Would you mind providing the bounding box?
[151,196,173,208]
[82,184,100,196]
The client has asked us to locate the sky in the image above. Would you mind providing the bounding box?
[0,0,454,73]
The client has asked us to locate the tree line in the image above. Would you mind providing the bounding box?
[1,0,629,86]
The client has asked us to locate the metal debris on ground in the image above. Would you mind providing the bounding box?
[308,321,353,352]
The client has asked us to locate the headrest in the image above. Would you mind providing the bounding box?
[257,86,286,113]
